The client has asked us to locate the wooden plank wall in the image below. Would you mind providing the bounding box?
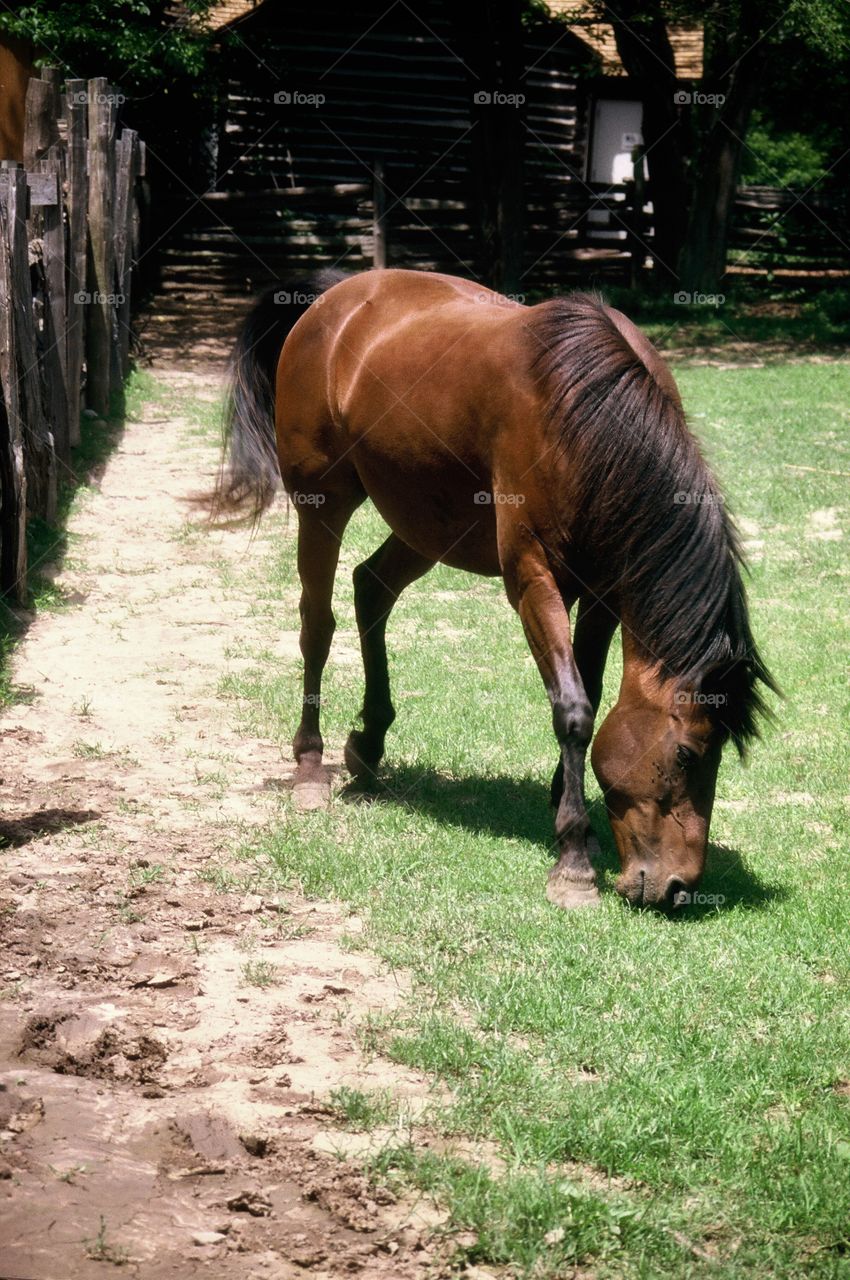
[199,0,620,291]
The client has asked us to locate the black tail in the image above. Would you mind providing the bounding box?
[209,269,347,524]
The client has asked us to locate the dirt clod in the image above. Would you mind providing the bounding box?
[226,1189,272,1216]
[240,1130,270,1157]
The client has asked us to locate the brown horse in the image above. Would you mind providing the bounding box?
[213,268,775,910]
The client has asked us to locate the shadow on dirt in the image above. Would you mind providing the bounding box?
[0,807,101,848]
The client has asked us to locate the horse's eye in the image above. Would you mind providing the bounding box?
[676,744,695,769]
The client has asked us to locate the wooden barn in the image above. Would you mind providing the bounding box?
[158,0,703,307]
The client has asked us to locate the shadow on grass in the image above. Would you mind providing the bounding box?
[355,763,785,915]
[602,279,850,361]
[0,402,127,707]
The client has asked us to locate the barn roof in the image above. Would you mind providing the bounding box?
[546,2,703,79]
[206,0,258,26]
[200,1,703,80]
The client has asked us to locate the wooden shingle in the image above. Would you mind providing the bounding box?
[546,2,704,79]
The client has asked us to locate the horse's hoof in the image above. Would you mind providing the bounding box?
[546,871,601,910]
[292,779,331,812]
[344,733,381,783]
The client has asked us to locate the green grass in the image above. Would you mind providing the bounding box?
[603,281,850,355]
[240,959,278,988]
[213,357,850,1277]
[328,1085,400,1131]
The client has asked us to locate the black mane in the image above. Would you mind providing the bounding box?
[528,293,777,751]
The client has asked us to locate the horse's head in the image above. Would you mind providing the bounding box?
[590,662,727,909]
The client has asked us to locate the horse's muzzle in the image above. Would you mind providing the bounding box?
[616,867,695,910]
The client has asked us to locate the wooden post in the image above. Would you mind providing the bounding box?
[133,141,148,287]
[372,159,387,269]
[85,76,116,416]
[5,161,55,523]
[64,78,87,446]
[23,74,66,470]
[113,129,139,382]
[39,140,69,462]
[625,145,647,287]
[40,66,62,92]
[23,76,59,169]
[0,192,27,599]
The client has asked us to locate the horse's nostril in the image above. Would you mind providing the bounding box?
[666,877,688,908]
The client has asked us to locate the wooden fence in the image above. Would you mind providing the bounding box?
[0,71,145,603]
[728,185,849,275]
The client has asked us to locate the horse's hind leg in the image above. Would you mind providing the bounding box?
[291,496,362,809]
[345,533,433,784]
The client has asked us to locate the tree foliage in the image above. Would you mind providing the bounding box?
[0,2,224,196]
[587,0,850,289]
[0,2,218,89]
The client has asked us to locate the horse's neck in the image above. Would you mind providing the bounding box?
[618,625,667,707]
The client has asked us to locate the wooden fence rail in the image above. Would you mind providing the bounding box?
[0,70,146,604]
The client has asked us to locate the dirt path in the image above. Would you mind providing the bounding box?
[0,358,451,1279]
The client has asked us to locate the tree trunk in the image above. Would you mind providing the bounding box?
[605,2,688,286]
[607,0,771,294]
[678,36,768,293]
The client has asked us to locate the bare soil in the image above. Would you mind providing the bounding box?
[0,352,458,1278]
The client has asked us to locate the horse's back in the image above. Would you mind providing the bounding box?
[279,269,525,417]
[273,269,681,579]
[275,270,542,573]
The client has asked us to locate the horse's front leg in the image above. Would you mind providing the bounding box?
[550,594,618,813]
[502,543,601,909]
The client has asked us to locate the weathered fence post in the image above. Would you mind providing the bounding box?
[4,161,55,523]
[0,194,27,599]
[23,73,68,486]
[23,75,60,169]
[38,139,69,462]
[33,72,69,463]
[64,79,87,446]
[113,128,139,384]
[22,72,69,472]
[85,77,116,416]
